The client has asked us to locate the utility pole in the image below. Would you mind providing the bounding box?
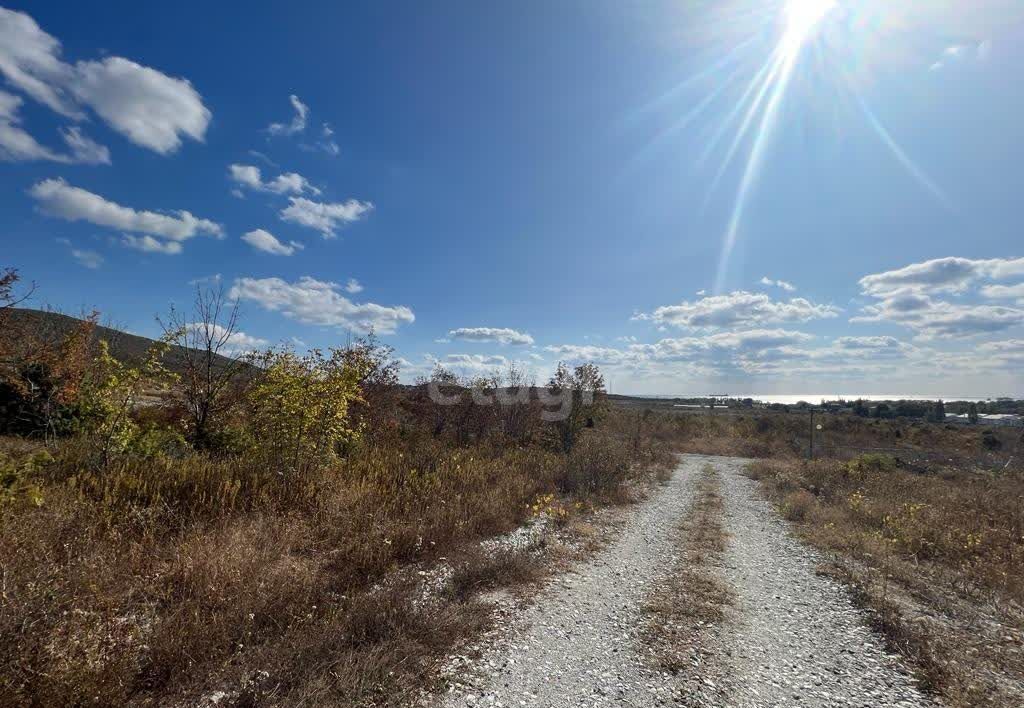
[808,409,815,460]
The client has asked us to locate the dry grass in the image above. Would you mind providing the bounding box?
[666,410,1022,471]
[445,548,545,602]
[642,464,732,675]
[0,410,678,706]
[748,454,1024,706]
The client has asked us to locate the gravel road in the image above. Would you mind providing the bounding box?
[696,455,933,707]
[434,454,935,708]
[436,455,704,707]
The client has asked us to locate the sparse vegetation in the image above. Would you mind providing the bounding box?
[747,454,1024,705]
[642,464,731,674]
[0,274,679,706]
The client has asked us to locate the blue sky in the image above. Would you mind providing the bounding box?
[2,0,1023,396]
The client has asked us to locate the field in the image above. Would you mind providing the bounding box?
[3,302,1023,706]
[0,306,684,706]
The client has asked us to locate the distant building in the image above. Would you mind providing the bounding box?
[946,413,1023,427]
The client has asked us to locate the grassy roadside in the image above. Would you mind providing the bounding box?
[642,464,732,682]
[746,455,1024,706]
[0,417,677,707]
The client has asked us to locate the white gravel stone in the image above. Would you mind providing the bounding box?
[427,454,937,708]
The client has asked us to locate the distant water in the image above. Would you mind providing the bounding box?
[729,394,997,405]
[641,394,999,404]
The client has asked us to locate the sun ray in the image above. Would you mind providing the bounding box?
[626,59,751,174]
[855,94,952,208]
[712,0,837,293]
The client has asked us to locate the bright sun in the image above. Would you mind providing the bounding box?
[783,0,837,42]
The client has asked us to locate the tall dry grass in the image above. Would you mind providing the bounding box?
[0,407,676,706]
[748,454,1024,705]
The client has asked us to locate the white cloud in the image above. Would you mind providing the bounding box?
[981,283,1024,301]
[29,178,223,244]
[544,344,645,367]
[228,163,320,196]
[241,229,303,256]
[858,256,1024,296]
[0,9,210,154]
[56,238,104,269]
[267,94,308,136]
[121,234,183,255]
[0,90,109,164]
[264,97,339,155]
[539,326,972,385]
[636,329,815,361]
[279,196,373,237]
[431,353,511,374]
[188,273,222,286]
[0,8,77,115]
[978,340,1024,354]
[854,294,1024,339]
[301,137,340,157]
[832,335,905,351]
[856,256,1024,338]
[230,276,414,334]
[71,57,209,154]
[0,89,63,161]
[60,126,110,164]
[186,323,269,356]
[759,276,796,292]
[345,278,363,294]
[930,41,992,72]
[228,163,261,189]
[449,327,535,346]
[248,149,278,168]
[544,329,820,378]
[637,291,839,329]
[71,248,103,269]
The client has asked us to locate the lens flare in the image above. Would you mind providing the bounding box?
[783,0,838,46]
[713,0,836,293]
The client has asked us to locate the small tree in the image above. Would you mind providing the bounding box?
[76,339,176,463]
[0,267,34,321]
[852,399,869,417]
[929,399,946,423]
[246,348,366,473]
[496,362,538,442]
[968,402,979,424]
[159,285,248,448]
[0,310,98,438]
[546,362,606,453]
[341,333,401,440]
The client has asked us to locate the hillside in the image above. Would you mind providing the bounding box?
[1,308,237,375]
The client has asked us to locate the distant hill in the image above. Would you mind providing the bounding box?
[2,308,237,375]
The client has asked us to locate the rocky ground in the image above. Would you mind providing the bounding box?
[686,455,933,707]
[428,454,936,708]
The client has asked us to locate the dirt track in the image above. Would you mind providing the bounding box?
[433,454,932,707]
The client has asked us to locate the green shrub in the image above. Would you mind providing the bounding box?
[246,348,367,473]
[0,449,51,506]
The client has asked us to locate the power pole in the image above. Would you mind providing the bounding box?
[808,409,815,460]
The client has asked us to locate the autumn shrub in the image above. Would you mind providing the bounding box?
[557,430,632,497]
[0,312,97,437]
[245,347,367,473]
[780,489,817,522]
